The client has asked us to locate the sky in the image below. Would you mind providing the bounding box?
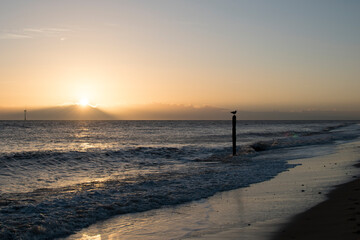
[0,0,359,119]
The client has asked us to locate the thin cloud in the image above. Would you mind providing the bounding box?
[0,33,32,40]
[23,27,72,38]
[0,27,72,40]
[24,27,71,33]
[23,28,44,33]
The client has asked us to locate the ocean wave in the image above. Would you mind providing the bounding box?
[0,122,350,163]
[0,122,358,239]
[196,124,359,163]
[0,153,297,240]
[249,131,350,152]
[0,146,199,166]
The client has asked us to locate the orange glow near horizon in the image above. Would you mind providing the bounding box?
[0,1,359,116]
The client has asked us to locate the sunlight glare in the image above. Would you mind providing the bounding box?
[79,98,89,107]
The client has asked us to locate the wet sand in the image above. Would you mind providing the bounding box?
[273,168,360,240]
[187,141,360,240]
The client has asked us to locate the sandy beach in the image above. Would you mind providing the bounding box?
[64,139,360,240]
[187,140,360,240]
[273,170,360,240]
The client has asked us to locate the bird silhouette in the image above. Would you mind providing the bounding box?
[231,110,237,114]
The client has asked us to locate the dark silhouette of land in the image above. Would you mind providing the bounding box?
[1,103,360,120]
[0,105,114,120]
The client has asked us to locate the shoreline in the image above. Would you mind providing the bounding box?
[187,140,360,240]
[273,168,360,240]
[65,140,360,240]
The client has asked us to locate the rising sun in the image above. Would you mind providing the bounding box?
[79,98,89,107]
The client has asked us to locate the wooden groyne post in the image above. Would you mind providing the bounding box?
[232,111,237,156]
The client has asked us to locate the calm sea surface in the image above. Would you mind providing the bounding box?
[0,120,359,239]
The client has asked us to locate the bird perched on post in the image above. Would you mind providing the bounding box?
[231,110,237,114]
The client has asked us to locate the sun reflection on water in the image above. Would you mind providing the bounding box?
[79,234,101,240]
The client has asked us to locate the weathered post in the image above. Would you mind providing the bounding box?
[231,111,237,156]
[24,109,27,121]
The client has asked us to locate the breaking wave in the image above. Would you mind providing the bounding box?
[0,121,359,239]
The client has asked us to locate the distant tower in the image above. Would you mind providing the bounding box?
[24,109,27,121]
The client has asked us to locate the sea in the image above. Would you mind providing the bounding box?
[0,120,359,239]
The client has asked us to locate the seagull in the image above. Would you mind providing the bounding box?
[231,110,237,114]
